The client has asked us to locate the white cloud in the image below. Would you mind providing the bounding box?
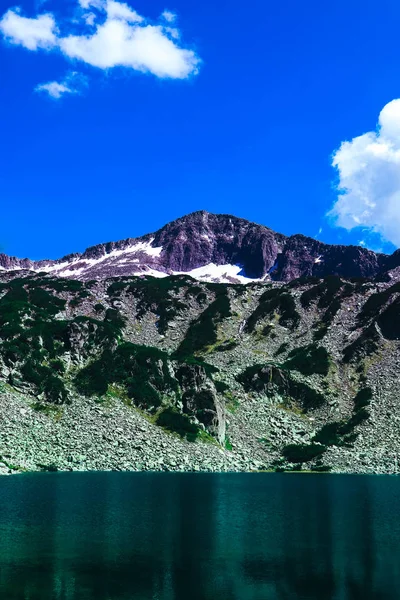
[60,20,197,77]
[0,8,57,50]
[35,71,88,98]
[0,1,200,81]
[161,10,177,23]
[165,27,179,40]
[35,80,73,98]
[83,12,97,26]
[329,99,400,247]
[107,1,143,23]
[78,0,104,8]
[314,226,323,239]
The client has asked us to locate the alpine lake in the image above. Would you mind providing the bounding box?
[0,472,399,600]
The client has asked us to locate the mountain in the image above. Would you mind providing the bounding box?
[1,264,400,475]
[0,212,400,476]
[1,211,398,283]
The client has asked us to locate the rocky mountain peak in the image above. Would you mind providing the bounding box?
[151,211,285,277]
[0,211,399,283]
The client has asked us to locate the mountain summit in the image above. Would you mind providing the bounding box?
[0,211,398,283]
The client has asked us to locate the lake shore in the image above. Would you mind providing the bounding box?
[1,381,399,477]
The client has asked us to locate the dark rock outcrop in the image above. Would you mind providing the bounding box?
[274,235,385,281]
[152,211,285,277]
[176,362,225,442]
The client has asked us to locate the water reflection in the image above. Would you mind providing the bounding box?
[0,473,399,599]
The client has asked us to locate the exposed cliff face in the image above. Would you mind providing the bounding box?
[1,269,400,475]
[274,235,385,281]
[0,210,397,283]
[151,211,285,277]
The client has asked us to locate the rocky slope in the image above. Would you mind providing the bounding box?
[1,211,398,283]
[0,266,400,475]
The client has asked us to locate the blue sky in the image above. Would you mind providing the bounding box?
[1,0,400,259]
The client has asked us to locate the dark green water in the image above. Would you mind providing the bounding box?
[0,473,399,599]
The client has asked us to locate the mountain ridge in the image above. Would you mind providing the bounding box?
[0,211,395,283]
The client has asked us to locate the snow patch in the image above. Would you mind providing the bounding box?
[200,233,212,242]
[18,238,164,277]
[127,239,163,257]
[56,266,87,277]
[173,263,264,284]
[141,267,168,278]
[38,261,75,273]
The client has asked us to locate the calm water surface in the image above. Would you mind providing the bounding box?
[0,472,399,599]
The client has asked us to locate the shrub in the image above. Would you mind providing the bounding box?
[343,325,380,363]
[107,281,128,295]
[245,288,300,333]
[284,344,330,376]
[110,276,190,334]
[311,464,332,472]
[75,342,177,409]
[104,308,126,329]
[289,381,326,410]
[288,276,320,289]
[75,360,109,396]
[237,364,280,392]
[237,363,325,411]
[313,422,343,446]
[340,409,370,434]
[301,276,344,309]
[312,396,371,451]
[274,342,289,356]
[176,291,231,355]
[29,287,66,314]
[214,380,230,393]
[216,340,237,352]
[357,283,400,324]
[314,297,343,339]
[196,292,207,304]
[44,375,68,404]
[49,359,65,374]
[156,407,200,441]
[354,387,373,410]
[21,360,68,404]
[41,278,83,293]
[282,443,326,463]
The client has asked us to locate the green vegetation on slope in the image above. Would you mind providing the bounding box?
[107,275,191,335]
[237,363,325,411]
[245,287,300,333]
[0,277,125,403]
[280,387,372,468]
[284,344,330,376]
[300,276,363,340]
[176,288,232,356]
[75,342,178,406]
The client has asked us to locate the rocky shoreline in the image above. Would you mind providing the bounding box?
[1,380,399,477]
[0,384,263,476]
